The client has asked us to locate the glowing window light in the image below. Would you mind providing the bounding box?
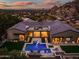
[65,41,68,44]
[34,32,40,37]
[19,34,25,41]
[77,37,79,43]
[72,41,75,44]
[28,32,33,37]
[66,38,70,41]
[41,32,48,37]
[52,38,62,44]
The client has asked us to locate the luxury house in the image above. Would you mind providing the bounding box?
[6,18,79,44]
[1,18,79,59]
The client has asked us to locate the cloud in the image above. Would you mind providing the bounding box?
[30,0,74,9]
[12,1,33,6]
[0,1,34,9]
[26,0,56,9]
[41,0,74,8]
[0,2,5,5]
[41,0,57,8]
[0,0,74,9]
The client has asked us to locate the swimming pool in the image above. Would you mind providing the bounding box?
[25,44,46,50]
[25,41,51,53]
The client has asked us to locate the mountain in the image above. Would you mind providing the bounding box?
[50,0,79,29]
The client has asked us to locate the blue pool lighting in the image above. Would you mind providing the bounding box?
[25,41,46,50]
[25,41,52,53]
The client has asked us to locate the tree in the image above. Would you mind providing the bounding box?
[0,14,21,40]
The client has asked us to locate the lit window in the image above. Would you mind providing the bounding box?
[66,38,70,41]
[72,41,75,44]
[65,41,68,44]
[19,34,25,41]
[77,37,79,43]
[52,38,62,44]
[41,32,48,37]
[28,32,33,37]
[34,32,40,37]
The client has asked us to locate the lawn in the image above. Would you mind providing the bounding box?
[0,41,25,51]
[61,46,79,53]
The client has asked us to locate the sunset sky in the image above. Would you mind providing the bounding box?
[0,0,74,9]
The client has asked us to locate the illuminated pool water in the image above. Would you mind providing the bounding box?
[25,41,51,53]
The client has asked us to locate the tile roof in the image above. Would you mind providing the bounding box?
[8,19,79,34]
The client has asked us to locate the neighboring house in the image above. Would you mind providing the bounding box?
[6,18,79,44]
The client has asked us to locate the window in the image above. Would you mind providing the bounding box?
[65,38,70,43]
[66,38,70,41]
[19,34,25,41]
[77,37,79,43]
[28,32,33,37]
[41,32,48,37]
[52,38,62,44]
[34,32,40,37]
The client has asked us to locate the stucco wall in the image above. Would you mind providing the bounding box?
[7,29,25,40]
